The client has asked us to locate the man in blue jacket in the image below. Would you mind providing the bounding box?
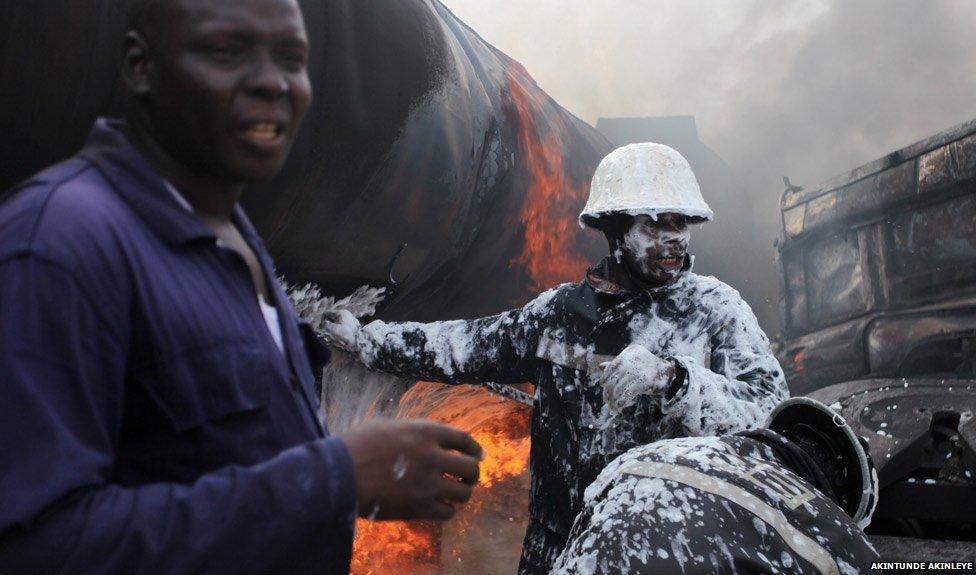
[0,1,482,573]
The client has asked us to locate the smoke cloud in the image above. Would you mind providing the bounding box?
[441,0,976,331]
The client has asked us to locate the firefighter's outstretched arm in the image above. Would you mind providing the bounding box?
[321,292,553,386]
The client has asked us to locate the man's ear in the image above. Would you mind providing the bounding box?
[122,31,151,97]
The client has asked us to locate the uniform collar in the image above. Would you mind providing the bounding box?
[78,118,219,247]
[158,174,268,257]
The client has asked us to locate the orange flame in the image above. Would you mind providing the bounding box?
[352,67,591,574]
[507,71,591,292]
[351,383,532,574]
[351,519,439,575]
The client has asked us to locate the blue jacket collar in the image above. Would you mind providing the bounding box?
[79,118,220,247]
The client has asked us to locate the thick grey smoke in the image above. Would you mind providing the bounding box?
[441,0,976,332]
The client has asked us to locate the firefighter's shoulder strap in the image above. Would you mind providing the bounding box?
[623,461,840,575]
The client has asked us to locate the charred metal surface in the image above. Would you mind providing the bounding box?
[778,119,976,391]
[783,120,976,551]
[918,132,976,194]
[865,302,976,377]
[782,160,917,242]
[809,379,976,542]
[869,536,976,565]
[808,379,976,484]
[778,317,872,395]
[781,118,976,212]
[873,483,976,524]
[781,297,976,395]
[0,0,611,322]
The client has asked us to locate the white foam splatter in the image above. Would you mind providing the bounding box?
[393,453,408,481]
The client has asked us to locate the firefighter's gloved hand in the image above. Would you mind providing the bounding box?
[600,344,676,414]
[320,309,361,351]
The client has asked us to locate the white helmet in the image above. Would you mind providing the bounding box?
[579,142,713,229]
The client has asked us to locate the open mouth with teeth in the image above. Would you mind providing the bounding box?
[656,255,684,269]
[238,122,286,147]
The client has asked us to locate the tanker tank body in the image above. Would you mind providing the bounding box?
[0,0,612,322]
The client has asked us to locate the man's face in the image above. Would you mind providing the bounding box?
[619,213,690,285]
[143,0,312,183]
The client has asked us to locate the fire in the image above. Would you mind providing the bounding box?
[470,428,531,488]
[351,383,532,574]
[351,518,439,575]
[352,68,592,574]
[397,383,531,487]
[507,70,591,292]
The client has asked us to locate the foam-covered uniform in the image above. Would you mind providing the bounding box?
[354,255,788,573]
[551,430,879,575]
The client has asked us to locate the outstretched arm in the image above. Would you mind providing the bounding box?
[356,311,535,385]
[322,290,557,386]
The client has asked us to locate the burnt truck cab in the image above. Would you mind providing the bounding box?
[776,120,976,553]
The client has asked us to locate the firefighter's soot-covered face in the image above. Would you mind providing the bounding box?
[619,213,690,285]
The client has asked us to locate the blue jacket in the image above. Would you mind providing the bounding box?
[0,119,356,574]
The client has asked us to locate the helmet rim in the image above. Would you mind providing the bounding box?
[766,397,879,528]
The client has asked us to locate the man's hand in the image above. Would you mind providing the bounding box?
[320,309,361,351]
[600,344,676,414]
[340,419,483,521]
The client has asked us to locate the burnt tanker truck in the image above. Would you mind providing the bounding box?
[777,120,976,558]
[4,0,975,566]
[0,0,610,323]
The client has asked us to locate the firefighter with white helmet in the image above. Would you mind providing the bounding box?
[322,143,788,574]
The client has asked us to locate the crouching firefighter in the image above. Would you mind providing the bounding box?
[552,397,881,575]
[322,143,789,574]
